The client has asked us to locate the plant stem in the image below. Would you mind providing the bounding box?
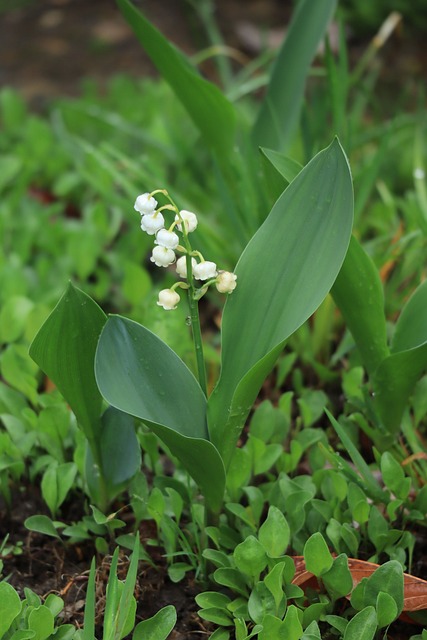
[162,191,208,395]
[186,258,208,397]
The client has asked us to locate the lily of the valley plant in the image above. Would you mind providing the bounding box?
[30,139,353,514]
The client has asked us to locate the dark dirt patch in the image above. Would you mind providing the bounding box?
[1,484,212,638]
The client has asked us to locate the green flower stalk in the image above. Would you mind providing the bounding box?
[134,189,237,395]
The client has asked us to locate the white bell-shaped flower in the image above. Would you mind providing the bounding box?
[157,288,180,310]
[193,260,217,281]
[134,192,158,215]
[216,271,237,293]
[140,212,165,235]
[175,210,198,233]
[176,255,197,278]
[150,246,176,267]
[155,228,179,249]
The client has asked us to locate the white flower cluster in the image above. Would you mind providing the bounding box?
[134,191,237,310]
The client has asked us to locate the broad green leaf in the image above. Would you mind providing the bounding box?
[322,554,353,599]
[343,607,377,640]
[260,148,302,203]
[248,582,276,624]
[392,279,427,352]
[29,283,107,444]
[132,605,177,640]
[116,0,236,157]
[95,315,225,511]
[252,0,337,151]
[208,139,353,465]
[364,561,404,616]
[373,280,427,434]
[303,532,333,576]
[258,506,290,557]
[0,582,21,637]
[258,615,287,640]
[27,606,54,640]
[331,236,389,376]
[233,536,268,579]
[261,148,303,185]
[85,406,141,500]
[264,562,286,613]
[281,605,304,640]
[41,462,77,517]
[376,592,398,628]
[24,515,61,539]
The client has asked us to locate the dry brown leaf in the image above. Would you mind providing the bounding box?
[290,556,427,612]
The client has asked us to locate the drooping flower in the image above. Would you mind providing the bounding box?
[134,192,158,215]
[140,212,165,235]
[176,255,197,278]
[175,210,198,233]
[150,246,176,267]
[155,228,179,250]
[193,260,217,281]
[216,271,237,293]
[157,288,180,310]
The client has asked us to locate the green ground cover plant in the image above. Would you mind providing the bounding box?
[0,0,426,638]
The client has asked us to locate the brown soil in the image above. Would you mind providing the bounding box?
[0,484,212,639]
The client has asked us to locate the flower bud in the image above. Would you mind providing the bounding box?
[155,228,179,249]
[176,255,197,278]
[150,246,176,267]
[134,192,158,215]
[216,271,237,293]
[193,260,217,281]
[175,210,198,233]
[140,212,165,235]
[157,288,180,310]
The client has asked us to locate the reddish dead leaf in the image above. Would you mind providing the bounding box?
[290,556,427,612]
[402,452,427,466]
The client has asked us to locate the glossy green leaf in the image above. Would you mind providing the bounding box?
[281,605,304,640]
[392,279,427,352]
[85,406,141,501]
[233,536,268,579]
[27,606,54,640]
[0,582,21,637]
[208,139,353,465]
[95,315,225,511]
[258,506,290,557]
[322,554,353,599]
[252,0,337,151]
[132,605,177,640]
[260,148,302,203]
[29,282,107,443]
[331,236,390,376]
[373,280,427,434]
[343,607,377,640]
[303,532,333,576]
[376,592,398,628]
[364,561,404,616]
[116,0,236,157]
[41,462,77,517]
[24,515,61,540]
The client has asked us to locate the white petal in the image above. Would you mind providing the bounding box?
[155,228,179,249]
[193,261,217,281]
[150,246,176,267]
[134,193,158,214]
